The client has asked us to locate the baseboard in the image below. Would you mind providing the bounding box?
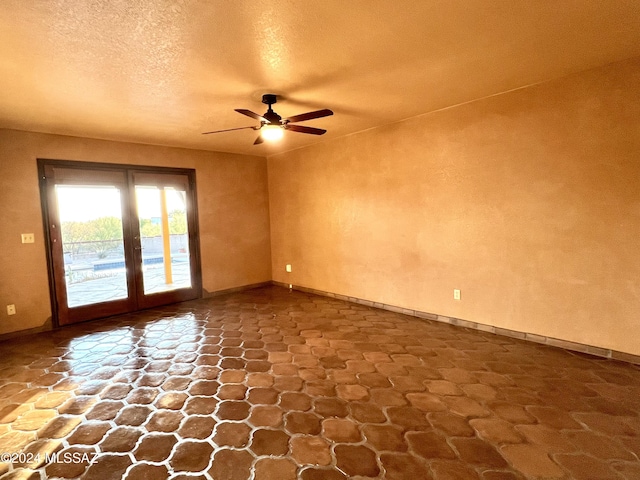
[203,281,273,297]
[0,319,54,343]
[272,281,640,366]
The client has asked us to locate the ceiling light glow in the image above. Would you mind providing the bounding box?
[261,124,284,142]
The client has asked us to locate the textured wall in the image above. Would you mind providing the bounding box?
[0,130,271,335]
[269,58,640,355]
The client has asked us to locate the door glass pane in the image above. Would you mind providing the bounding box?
[55,185,128,307]
[135,185,191,294]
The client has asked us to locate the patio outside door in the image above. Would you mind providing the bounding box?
[40,160,201,326]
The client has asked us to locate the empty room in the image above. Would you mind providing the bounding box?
[0,1,639,479]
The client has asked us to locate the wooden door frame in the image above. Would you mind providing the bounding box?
[38,158,203,328]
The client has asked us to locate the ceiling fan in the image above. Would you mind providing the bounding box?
[202,94,333,144]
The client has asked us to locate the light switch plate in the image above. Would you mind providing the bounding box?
[21,233,35,244]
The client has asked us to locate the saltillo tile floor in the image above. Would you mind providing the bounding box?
[0,286,639,480]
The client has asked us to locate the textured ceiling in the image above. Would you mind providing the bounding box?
[1,0,640,156]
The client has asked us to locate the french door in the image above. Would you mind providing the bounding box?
[39,160,201,326]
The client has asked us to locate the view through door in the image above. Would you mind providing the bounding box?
[39,160,201,326]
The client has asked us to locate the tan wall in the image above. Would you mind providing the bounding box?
[0,130,271,335]
[269,58,640,355]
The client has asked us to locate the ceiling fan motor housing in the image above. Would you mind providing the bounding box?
[261,94,278,106]
[261,94,282,123]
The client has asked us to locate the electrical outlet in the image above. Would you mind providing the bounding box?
[21,233,35,244]
[453,289,461,300]
[6,304,16,315]
[286,264,292,273]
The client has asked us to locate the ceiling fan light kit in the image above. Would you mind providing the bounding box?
[203,94,333,144]
[260,124,285,142]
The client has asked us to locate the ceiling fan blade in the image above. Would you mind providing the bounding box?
[253,135,265,145]
[284,109,333,123]
[236,109,267,122]
[202,126,256,135]
[286,124,327,135]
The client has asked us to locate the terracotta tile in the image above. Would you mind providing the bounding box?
[357,372,391,388]
[273,364,299,376]
[178,415,216,439]
[249,405,284,427]
[274,376,304,391]
[565,430,636,460]
[489,402,536,425]
[284,411,321,435]
[162,376,192,391]
[462,383,498,401]
[208,448,253,480]
[83,453,132,480]
[407,430,456,459]
[369,388,406,406]
[334,444,380,477]
[100,426,143,452]
[314,398,348,418]
[169,440,214,472]
[426,379,464,395]
[571,412,637,437]
[145,410,184,432]
[250,428,290,455]
[247,372,274,387]
[500,444,564,478]
[380,453,433,480]
[430,460,481,480]
[11,410,57,432]
[299,467,348,480]
[218,384,248,400]
[406,392,447,412]
[450,438,507,468]
[134,433,178,462]
[58,396,98,415]
[362,424,407,452]
[469,418,524,444]
[189,380,220,396]
[155,391,188,409]
[444,396,490,418]
[611,460,640,479]
[126,387,159,405]
[248,387,279,405]
[213,421,251,447]
[34,391,73,409]
[44,446,97,478]
[525,406,582,429]
[480,471,526,480]
[114,405,152,426]
[125,463,169,480]
[37,415,82,439]
[514,424,576,452]
[67,422,111,445]
[291,436,332,465]
[136,374,166,387]
[0,404,31,424]
[322,418,361,443]
[254,458,298,480]
[216,401,251,421]
[100,384,132,400]
[348,402,387,423]
[185,396,219,415]
[12,439,62,469]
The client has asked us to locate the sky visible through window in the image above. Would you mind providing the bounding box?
[55,185,186,222]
